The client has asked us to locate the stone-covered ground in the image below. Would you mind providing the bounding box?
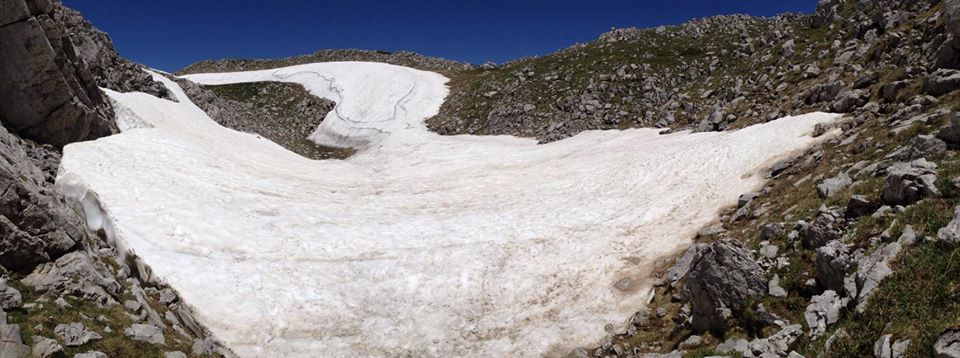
[7,0,960,356]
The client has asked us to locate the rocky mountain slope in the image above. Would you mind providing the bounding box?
[0,1,225,356]
[182,0,960,356]
[179,49,472,76]
[426,0,960,356]
[4,0,960,356]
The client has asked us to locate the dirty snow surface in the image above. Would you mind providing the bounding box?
[58,62,840,357]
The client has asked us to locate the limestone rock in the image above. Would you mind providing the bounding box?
[882,159,939,206]
[0,0,116,147]
[816,240,858,292]
[804,290,843,337]
[123,323,165,345]
[685,239,767,332]
[939,114,960,145]
[935,330,960,358]
[817,173,852,199]
[31,336,63,358]
[73,352,108,358]
[925,69,960,96]
[24,252,121,306]
[53,322,100,347]
[939,206,960,243]
[889,135,947,161]
[801,207,845,248]
[0,279,22,309]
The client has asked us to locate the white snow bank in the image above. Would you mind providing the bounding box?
[59,62,841,357]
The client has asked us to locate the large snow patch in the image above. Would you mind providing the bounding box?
[58,62,840,357]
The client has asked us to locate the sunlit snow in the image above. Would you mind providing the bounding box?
[57,62,840,357]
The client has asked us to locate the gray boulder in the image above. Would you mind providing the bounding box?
[804,290,843,338]
[124,324,165,345]
[685,239,767,332]
[759,222,786,241]
[938,206,960,243]
[769,274,788,298]
[882,159,939,206]
[717,324,803,357]
[73,352,108,358]
[847,241,902,312]
[817,173,852,199]
[889,135,947,161]
[53,322,100,347]
[925,69,960,96]
[0,279,21,309]
[831,89,869,113]
[163,352,187,358]
[816,240,858,292]
[881,81,911,102]
[23,251,120,306]
[846,195,879,218]
[874,334,910,358]
[939,114,960,145]
[801,207,845,248]
[804,81,844,104]
[31,336,63,358]
[0,321,28,358]
[662,244,707,287]
[935,330,960,358]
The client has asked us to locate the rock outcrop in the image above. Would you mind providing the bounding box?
[0,125,83,273]
[0,0,116,147]
[684,239,767,332]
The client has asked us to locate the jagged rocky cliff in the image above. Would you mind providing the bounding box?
[0,1,222,357]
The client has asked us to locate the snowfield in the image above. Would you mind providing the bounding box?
[58,62,840,357]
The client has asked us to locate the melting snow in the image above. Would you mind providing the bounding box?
[58,62,840,357]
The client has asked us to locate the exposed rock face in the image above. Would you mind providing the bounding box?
[31,336,63,358]
[936,0,960,69]
[831,89,868,113]
[804,290,843,338]
[0,0,116,147]
[881,159,939,206]
[716,324,803,358]
[924,69,960,96]
[936,330,960,358]
[23,251,121,306]
[0,125,83,273]
[816,240,858,292]
[939,114,960,145]
[846,195,879,218]
[51,4,168,98]
[53,322,101,346]
[176,79,344,160]
[846,241,902,313]
[939,206,960,243]
[801,207,845,248]
[817,173,852,199]
[685,239,767,332]
[124,323,165,345]
[889,135,946,161]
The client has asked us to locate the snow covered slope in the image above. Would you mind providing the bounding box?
[58,62,840,357]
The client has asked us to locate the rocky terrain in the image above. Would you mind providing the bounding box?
[5,0,960,356]
[426,0,960,356]
[0,0,225,356]
[176,80,351,160]
[178,49,473,76]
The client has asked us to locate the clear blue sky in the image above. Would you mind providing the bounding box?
[63,0,817,72]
